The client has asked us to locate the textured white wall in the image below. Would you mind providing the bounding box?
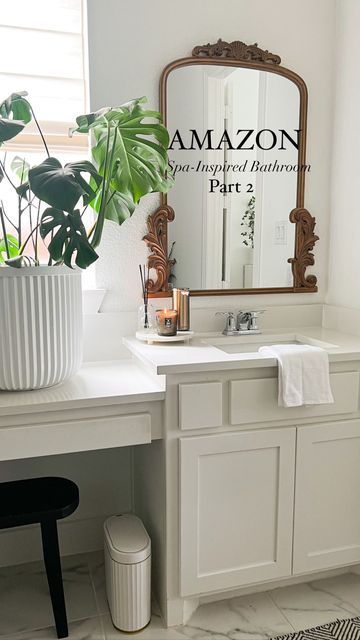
[96,194,159,312]
[87,0,336,310]
[327,0,360,309]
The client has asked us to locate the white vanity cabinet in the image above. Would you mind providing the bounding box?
[293,419,360,574]
[125,335,360,625]
[179,416,360,598]
[179,427,296,595]
[176,370,360,600]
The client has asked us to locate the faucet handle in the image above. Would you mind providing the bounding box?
[236,310,250,331]
[215,311,236,335]
[241,310,265,331]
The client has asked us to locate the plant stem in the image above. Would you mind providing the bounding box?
[91,125,111,246]
[19,223,40,255]
[0,158,16,190]
[0,202,10,259]
[80,203,89,218]
[18,195,22,247]
[17,158,27,247]
[48,229,53,266]
[2,209,18,234]
[34,200,41,264]
[90,124,116,249]
[86,190,115,240]
[87,220,96,240]
[106,190,116,206]
[29,201,36,255]
[20,195,36,214]
[29,105,50,157]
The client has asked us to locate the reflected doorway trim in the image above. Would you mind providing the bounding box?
[143,40,319,297]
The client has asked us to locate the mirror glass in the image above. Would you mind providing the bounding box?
[166,64,301,290]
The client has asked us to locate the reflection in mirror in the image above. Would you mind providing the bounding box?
[167,64,301,290]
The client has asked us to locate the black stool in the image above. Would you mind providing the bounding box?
[0,477,79,639]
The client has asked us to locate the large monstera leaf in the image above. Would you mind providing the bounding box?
[75,97,173,206]
[0,91,32,144]
[11,156,30,182]
[0,91,32,122]
[29,158,102,213]
[91,186,135,224]
[40,207,98,269]
[0,119,24,144]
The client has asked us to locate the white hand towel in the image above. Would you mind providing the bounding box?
[258,344,334,408]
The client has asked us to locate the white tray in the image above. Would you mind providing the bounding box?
[136,330,194,344]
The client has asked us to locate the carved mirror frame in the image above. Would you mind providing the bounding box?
[144,40,319,297]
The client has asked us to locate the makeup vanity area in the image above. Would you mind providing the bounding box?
[2,38,360,631]
[0,360,164,462]
[2,324,360,628]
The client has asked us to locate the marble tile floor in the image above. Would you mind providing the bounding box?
[1,552,360,639]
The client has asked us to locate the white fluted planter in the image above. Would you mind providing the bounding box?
[0,265,83,391]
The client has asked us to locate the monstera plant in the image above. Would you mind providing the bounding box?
[0,92,173,392]
[0,92,172,268]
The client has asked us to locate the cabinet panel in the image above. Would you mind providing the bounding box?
[230,371,359,425]
[179,381,222,430]
[180,428,296,596]
[293,420,360,574]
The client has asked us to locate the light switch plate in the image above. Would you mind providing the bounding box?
[274,221,287,245]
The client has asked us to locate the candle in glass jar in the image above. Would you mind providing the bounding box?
[156,309,178,336]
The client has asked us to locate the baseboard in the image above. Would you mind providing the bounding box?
[199,564,353,606]
[0,514,110,567]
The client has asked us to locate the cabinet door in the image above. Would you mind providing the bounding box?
[180,428,296,596]
[294,420,360,574]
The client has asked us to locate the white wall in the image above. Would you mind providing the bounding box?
[0,448,132,566]
[87,0,336,311]
[326,0,360,310]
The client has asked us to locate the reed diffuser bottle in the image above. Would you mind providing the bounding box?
[138,265,155,332]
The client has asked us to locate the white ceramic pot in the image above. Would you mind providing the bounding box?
[0,265,83,391]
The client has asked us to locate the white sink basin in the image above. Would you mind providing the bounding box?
[203,334,338,355]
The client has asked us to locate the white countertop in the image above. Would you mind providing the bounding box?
[3,328,355,418]
[0,359,165,417]
[1,329,359,461]
[124,327,360,375]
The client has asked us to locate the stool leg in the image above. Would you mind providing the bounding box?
[40,519,68,639]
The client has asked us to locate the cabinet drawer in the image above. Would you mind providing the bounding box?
[0,413,152,461]
[179,382,223,430]
[230,371,359,425]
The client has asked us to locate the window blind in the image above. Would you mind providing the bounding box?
[0,0,88,150]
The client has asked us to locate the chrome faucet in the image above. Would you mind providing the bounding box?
[215,311,237,335]
[216,310,264,336]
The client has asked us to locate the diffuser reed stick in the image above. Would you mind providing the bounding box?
[139,264,149,329]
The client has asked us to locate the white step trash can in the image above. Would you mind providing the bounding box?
[104,514,151,632]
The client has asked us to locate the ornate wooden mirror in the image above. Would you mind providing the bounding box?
[144,40,318,297]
